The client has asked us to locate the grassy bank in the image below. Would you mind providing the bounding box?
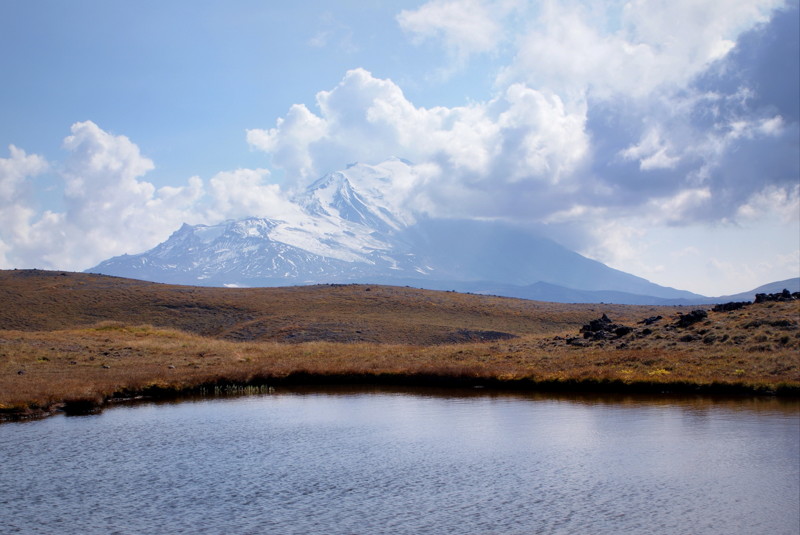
[1,270,798,420]
[2,310,798,419]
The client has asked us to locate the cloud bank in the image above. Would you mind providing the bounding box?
[247,0,798,224]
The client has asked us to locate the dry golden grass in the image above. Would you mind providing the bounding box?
[1,269,798,419]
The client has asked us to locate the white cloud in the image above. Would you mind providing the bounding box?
[649,188,713,224]
[736,184,800,223]
[499,0,782,99]
[0,122,207,270]
[246,104,327,184]
[619,128,681,170]
[206,168,302,222]
[0,146,49,268]
[397,0,510,64]
[0,145,48,203]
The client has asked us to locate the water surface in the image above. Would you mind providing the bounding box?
[1,388,798,534]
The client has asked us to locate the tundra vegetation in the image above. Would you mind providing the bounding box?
[1,270,798,420]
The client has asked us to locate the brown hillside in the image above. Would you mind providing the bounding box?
[0,269,688,344]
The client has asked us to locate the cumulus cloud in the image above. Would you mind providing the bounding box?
[17,122,205,269]
[206,168,304,222]
[247,68,590,219]
[0,122,299,270]
[0,146,49,268]
[0,145,48,203]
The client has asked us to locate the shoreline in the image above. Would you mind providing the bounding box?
[4,370,798,423]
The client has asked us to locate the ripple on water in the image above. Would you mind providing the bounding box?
[0,390,798,534]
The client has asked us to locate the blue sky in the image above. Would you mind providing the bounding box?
[1,0,798,296]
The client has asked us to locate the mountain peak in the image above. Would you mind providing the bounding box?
[296,161,414,232]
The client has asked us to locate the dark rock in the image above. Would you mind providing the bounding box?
[712,302,750,312]
[614,326,633,337]
[579,314,634,341]
[755,290,800,303]
[675,310,708,328]
[581,314,614,333]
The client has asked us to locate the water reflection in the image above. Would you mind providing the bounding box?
[1,387,797,535]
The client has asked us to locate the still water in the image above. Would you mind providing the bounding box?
[1,388,798,535]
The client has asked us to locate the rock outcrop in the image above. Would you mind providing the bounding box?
[580,314,634,340]
[755,289,800,303]
[674,310,708,328]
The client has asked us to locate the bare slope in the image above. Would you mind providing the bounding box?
[0,269,685,344]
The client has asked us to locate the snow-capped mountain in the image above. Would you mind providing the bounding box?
[91,159,430,287]
[89,159,709,303]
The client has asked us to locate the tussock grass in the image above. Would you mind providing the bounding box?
[1,270,798,420]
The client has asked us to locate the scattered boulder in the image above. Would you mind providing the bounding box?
[675,310,708,328]
[712,301,750,312]
[755,289,800,303]
[614,326,634,337]
[580,314,633,340]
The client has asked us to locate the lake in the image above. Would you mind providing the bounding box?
[1,387,798,534]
